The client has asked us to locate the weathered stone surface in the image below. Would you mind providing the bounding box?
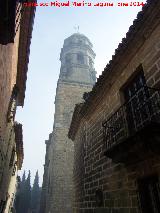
[0,3,35,212]
[40,33,96,213]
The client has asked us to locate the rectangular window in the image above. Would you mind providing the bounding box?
[123,66,150,134]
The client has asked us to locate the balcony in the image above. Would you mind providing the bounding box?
[0,0,23,44]
[103,86,160,164]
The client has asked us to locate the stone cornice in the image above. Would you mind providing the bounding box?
[60,44,96,58]
[61,62,91,69]
[58,79,94,87]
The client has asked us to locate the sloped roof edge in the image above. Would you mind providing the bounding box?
[16,0,37,106]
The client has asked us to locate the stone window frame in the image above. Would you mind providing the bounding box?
[77,52,84,64]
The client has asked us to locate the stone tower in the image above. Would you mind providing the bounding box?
[41,33,96,213]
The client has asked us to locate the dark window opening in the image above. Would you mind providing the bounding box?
[48,176,50,193]
[9,149,15,167]
[138,175,160,213]
[95,189,104,207]
[65,54,71,64]
[123,66,149,134]
[78,40,83,45]
[123,66,147,102]
[77,53,84,64]
[0,1,24,44]
[0,199,7,213]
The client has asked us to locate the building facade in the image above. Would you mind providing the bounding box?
[69,0,160,212]
[0,1,36,212]
[40,33,96,213]
[40,133,53,213]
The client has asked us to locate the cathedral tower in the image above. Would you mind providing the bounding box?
[41,33,96,213]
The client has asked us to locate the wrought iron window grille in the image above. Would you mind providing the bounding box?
[103,86,160,150]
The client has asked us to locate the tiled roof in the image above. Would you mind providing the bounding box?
[16,0,37,106]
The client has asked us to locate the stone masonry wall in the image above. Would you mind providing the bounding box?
[41,32,96,213]
[73,20,160,213]
[46,82,94,213]
[0,29,20,201]
[40,134,53,213]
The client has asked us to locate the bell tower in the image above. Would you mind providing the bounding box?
[59,33,96,84]
[43,33,96,213]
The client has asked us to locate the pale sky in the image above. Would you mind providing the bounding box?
[16,0,147,185]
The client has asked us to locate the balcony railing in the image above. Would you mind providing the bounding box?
[103,86,160,151]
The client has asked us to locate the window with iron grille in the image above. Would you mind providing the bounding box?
[123,66,148,134]
[103,65,160,151]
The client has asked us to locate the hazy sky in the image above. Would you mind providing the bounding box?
[16,0,147,185]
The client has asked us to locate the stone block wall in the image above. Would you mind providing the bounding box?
[71,11,160,213]
[0,30,20,201]
[45,82,94,213]
[0,33,19,142]
[40,32,97,213]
